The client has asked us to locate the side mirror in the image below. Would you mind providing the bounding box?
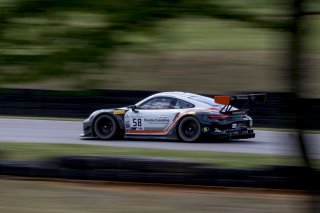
[128,105,138,112]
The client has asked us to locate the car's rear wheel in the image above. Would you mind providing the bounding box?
[178,116,201,142]
[93,114,118,140]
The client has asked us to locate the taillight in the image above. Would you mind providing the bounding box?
[208,114,230,120]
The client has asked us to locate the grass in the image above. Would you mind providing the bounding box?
[0,179,309,213]
[0,142,304,168]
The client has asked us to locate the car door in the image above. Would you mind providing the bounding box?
[125,97,178,135]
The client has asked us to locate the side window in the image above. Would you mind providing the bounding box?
[139,97,174,109]
[174,99,195,109]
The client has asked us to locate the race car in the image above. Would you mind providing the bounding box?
[81,92,266,142]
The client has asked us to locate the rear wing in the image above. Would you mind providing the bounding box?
[214,93,266,113]
[214,93,266,106]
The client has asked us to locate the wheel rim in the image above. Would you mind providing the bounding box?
[182,121,198,138]
[179,118,200,141]
[96,117,114,137]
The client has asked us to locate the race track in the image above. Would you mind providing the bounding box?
[0,118,319,157]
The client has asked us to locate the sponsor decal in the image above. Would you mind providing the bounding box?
[126,110,194,135]
[231,111,246,115]
[124,114,130,124]
[202,127,209,133]
[144,118,170,124]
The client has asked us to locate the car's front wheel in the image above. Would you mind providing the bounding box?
[178,116,201,142]
[93,114,118,140]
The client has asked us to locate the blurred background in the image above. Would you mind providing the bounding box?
[0,0,318,96]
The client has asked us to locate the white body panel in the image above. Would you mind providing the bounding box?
[125,109,186,134]
[123,91,224,135]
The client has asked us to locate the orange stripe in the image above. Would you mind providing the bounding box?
[127,130,167,134]
[208,107,220,110]
[164,113,181,131]
[163,110,191,133]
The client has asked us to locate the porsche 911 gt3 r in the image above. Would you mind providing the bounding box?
[81,92,265,142]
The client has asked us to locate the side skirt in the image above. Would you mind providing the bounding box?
[125,134,178,141]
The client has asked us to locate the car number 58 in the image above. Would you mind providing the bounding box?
[130,116,144,130]
[132,118,142,127]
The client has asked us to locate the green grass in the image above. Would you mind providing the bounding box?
[0,179,308,213]
[0,142,304,168]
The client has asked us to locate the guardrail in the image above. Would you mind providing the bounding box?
[0,88,319,129]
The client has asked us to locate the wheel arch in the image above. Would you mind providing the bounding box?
[92,112,124,136]
[175,115,202,141]
[175,114,202,129]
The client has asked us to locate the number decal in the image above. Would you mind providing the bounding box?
[132,118,142,127]
[130,116,144,130]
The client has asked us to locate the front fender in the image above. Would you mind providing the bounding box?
[89,108,127,130]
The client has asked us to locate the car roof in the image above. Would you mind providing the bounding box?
[153,91,199,98]
[136,91,222,108]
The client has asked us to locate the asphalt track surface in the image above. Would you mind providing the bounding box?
[0,118,319,158]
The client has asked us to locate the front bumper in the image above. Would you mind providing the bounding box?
[81,119,94,137]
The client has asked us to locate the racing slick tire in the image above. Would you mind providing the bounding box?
[177,116,201,142]
[93,114,118,140]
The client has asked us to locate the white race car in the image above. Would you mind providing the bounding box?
[81,91,265,142]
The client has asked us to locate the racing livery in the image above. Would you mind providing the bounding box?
[81,92,266,142]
